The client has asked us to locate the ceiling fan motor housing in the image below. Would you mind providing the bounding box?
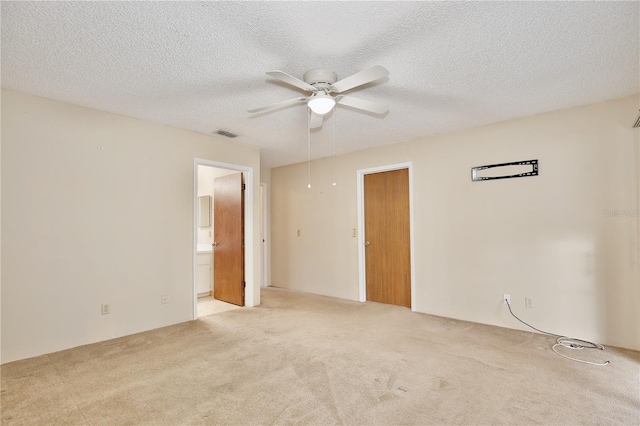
[303,69,337,91]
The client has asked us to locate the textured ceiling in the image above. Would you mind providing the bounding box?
[2,1,638,168]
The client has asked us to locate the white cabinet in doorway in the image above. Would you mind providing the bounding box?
[197,252,212,297]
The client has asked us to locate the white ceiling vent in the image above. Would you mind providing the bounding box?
[214,129,239,138]
[633,113,640,128]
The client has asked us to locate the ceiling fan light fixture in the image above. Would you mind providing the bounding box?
[308,93,335,115]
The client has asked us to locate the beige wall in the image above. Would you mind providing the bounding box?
[260,167,271,186]
[260,167,272,288]
[0,96,3,365]
[271,95,640,350]
[1,89,261,363]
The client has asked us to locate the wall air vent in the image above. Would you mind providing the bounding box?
[633,113,640,128]
[214,129,239,138]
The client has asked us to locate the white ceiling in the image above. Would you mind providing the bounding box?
[2,1,638,168]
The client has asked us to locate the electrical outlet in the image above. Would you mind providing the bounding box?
[503,294,510,305]
[161,294,168,305]
[101,303,110,315]
[525,297,533,308]
[352,228,357,238]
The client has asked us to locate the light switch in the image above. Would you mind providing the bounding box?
[297,230,301,237]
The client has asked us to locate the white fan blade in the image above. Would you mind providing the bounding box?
[248,97,308,113]
[336,95,389,115]
[266,71,316,92]
[331,65,389,93]
[309,111,323,129]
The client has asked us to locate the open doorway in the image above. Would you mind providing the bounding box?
[193,159,255,319]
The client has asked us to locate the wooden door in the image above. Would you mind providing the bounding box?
[364,169,411,308]
[213,173,244,306]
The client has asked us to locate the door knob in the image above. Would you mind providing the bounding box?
[212,242,218,247]
[365,241,371,247]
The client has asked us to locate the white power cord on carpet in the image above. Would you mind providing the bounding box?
[505,298,610,366]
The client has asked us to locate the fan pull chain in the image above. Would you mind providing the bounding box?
[332,108,337,186]
[307,109,312,189]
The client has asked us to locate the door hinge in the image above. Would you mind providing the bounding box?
[243,281,246,288]
[242,184,246,190]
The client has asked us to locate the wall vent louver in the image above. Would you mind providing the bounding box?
[633,113,640,128]
[214,129,239,138]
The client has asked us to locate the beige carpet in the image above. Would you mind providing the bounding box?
[2,287,639,425]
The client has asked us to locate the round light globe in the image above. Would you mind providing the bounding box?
[308,95,335,115]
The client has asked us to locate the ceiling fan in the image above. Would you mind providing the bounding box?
[248,65,390,129]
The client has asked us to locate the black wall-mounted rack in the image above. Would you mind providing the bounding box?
[471,159,538,182]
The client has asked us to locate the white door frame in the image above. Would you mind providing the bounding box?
[193,158,255,319]
[356,162,416,310]
[260,182,269,288]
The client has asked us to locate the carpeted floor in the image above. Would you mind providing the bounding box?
[2,287,639,425]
